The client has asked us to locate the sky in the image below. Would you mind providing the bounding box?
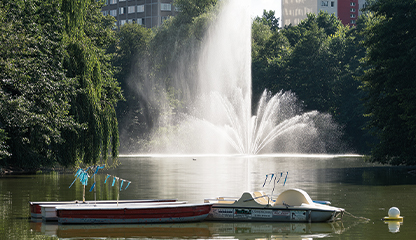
[249,0,281,20]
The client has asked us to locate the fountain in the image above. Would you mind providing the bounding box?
[140,0,342,155]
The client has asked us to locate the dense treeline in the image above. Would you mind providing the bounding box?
[0,0,121,169]
[1,0,416,167]
[254,0,416,163]
[114,0,219,153]
[259,0,416,164]
[252,11,373,154]
[360,0,416,165]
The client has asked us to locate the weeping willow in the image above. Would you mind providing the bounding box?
[60,0,121,167]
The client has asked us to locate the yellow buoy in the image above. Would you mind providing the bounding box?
[383,207,403,221]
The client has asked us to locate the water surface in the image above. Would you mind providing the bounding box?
[1,156,415,239]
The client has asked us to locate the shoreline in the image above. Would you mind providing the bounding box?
[1,166,73,175]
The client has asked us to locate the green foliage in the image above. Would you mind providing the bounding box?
[0,0,121,169]
[174,0,218,24]
[360,0,416,165]
[252,15,289,105]
[114,0,219,153]
[254,10,279,32]
[0,129,10,161]
[152,0,218,113]
[252,11,373,154]
[0,0,77,168]
[282,21,334,111]
[115,24,152,76]
[283,11,342,46]
[60,0,122,167]
[113,23,153,153]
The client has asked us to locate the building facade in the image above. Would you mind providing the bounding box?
[337,0,366,26]
[282,0,366,27]
[101,0,176,28]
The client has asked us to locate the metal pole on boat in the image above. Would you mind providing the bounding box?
[94,173,96,205]
[117,178,119,206]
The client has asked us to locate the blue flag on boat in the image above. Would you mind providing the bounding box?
[89,182,96,192]
[104,174,110,184]
[120,180,124,191]
[104,174,131,191]
[283,172,288,186]
[69,168,90,188]
[92,165,105,177]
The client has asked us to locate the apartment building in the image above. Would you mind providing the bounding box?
[282,0,366,27]
[337,0,366,25]
[101,0,176,28]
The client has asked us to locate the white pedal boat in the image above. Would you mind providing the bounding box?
[204,188,344,222]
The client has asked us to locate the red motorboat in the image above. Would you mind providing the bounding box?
[56,202,213,224]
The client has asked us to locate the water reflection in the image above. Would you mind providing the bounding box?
[2,156,416,239]
[108,156,416,204]
[31,221,345,239]
[385,220,402,233]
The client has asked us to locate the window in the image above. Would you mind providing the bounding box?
[321,1,328,6]
[350,20,356,24]
[119,0,125,1]
[350,8,356,12]
[161,3,171,11]
[350,2,356,6]
[102,10,108,16]
[120,20,126,27]
[109,0,117,4]
[119,7,125,15]
[128,6,135,13]
[137,18,143,25]
[110,9,117,17]
[137,5,144,13]
[331,1,334,7]
[350,14,356,18]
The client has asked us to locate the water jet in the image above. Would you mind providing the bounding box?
[142,0,342,155]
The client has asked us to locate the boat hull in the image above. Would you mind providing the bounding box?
[56,203,213,224]
[29,199,177,219]
[41,201,186,222]
[206,206,342,222]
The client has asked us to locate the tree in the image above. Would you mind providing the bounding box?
[360,0,416,165]
[174,0,218,24]
[113,23,153,153]
[113,0,219,153]
[251,11,373,154]
[0,0,77,168]
[60,0,122,166]
[278,17,336,112]
[254,10,279,32]
[251,12,289,105]
[326,15,374,154]
[0,0,121,169]
[0,129,10,161]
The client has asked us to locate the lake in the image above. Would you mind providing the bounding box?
[1,155,416,239]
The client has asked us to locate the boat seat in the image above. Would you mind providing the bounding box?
[273,189,314,207]
[217,197,237,204]
[232,192,271,207]
[252,191,271,205]
[204,197,237,204]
